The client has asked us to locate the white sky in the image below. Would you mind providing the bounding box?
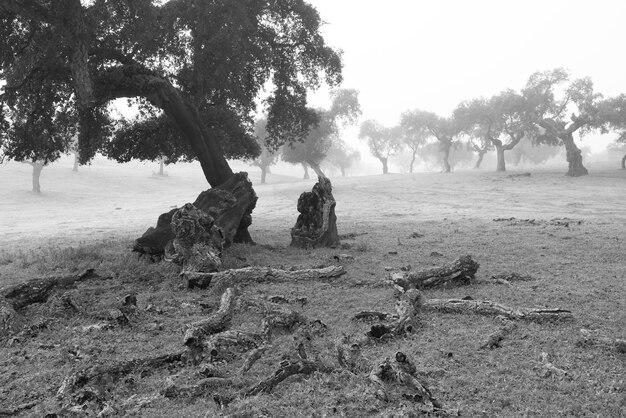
[307,0,625,130]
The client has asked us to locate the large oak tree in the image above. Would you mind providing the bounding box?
[1,0,342,240]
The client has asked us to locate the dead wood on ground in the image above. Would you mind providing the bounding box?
[423,298,572,322]
[290,176,339,248]
[390,255,479,290]
[577,329,626,353]
[184,265,346,291]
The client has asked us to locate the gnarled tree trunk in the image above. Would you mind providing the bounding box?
[560,132,588,177]
[31,161,44,194]
[378,157,389,174]
[494,141,506,171]
[440,140,451,173]
[308,161,325,178]
[474,150,486,169]
[134,172,257,256]
[301,163,310,179]
[290,176,339,248]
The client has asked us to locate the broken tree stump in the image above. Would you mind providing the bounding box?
[165,203,224,273]
[290,175,339,248]
[134,172,257,255]
[354,289,424,340]
[391,255,479,290]
[184,265,346,292]
[423,298,573,322]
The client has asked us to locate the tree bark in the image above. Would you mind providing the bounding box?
[31,161,44,193]
[290,176,340,248]
[390,255,479,291]
[134,172,257,255]
[158,157,165,175]
[260,166,267,184]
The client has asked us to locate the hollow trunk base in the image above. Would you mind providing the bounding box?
[290,176,339,248]
[134,172,257,256]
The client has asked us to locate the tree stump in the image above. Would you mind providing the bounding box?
[134,172,257,256]
[165,203,224,273]
[290,176,339,248]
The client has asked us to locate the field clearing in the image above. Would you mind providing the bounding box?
[0,158,625,417]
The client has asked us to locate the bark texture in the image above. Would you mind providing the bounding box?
[134,172,257,255]
[423,298,572,322]
[185,265,346,294]
[165,203,224,273]
[290,176,339,248]
[391,255,479,290]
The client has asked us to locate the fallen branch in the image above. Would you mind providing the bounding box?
[184,288,237,364]
[423,298,572,322]
[356,289,424,339]
[239,346,268,375]
[390,255,479,290]
[57,351,185,398]
[245,358,335,396]
[185,265,346,291]
[161,377,234,399]
[2,269,101,310]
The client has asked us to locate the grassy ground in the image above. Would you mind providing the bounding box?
[0,158,625,417]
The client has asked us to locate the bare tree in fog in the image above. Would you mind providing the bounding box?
[359,120,401,174]
[0,79,79,193]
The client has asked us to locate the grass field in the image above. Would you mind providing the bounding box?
[1,157,625,417]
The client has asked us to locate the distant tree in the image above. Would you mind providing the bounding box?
[324,139,360,177]
[250,118,279,184]
[0,80,78,193]
[359,120,401,174]
[598,94,626,168]
[397,110,461,172]
[399,111,430,173]
[282,89,361,178]
[417,140,473,171]
[454,98,498,169]
[525,68,608,177]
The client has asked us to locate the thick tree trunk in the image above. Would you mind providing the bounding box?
[493,140,506,171]
[308,161,325,178]
[260,166,267,184]
[291,176,340,248]
[560,132,588,176]
[31,162,44,193]
[134,172,257,255]
[158,157,165,175]
[379,157,388,174]
[441,141,451,173]
[301,163,310,179]
[72,152,79,172]
[474,150,485,169]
